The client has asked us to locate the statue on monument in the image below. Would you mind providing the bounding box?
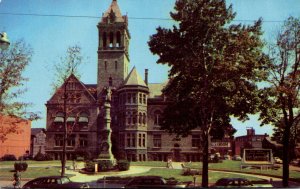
[105,87,112,102]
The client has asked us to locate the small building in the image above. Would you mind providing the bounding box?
[0,114,31,159]
[234,127,268,156]
[30,128,46,158]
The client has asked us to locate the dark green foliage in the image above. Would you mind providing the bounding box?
[148,0,267,187]
[33,152,52,161]
[84,161,95,172]
[1,154,17,161]
[97,160,114,171]
[182,168,201,176]
[14,162,28,172]
[117,160,130,171]
[76,156,84,161]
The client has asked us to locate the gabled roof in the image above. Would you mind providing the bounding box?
[47,74,96,103]
[31,128,45,136]
[102,0,125,22]
[123,67,147,87]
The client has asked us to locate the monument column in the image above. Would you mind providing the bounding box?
[98,87,115,162]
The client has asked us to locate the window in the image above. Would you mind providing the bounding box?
[109,77,113,86]
[143,94,146,104]
[143,113,146,125]
[192,135,201,148]
[139,112,142,124]
[154,110,162,125]
[138,134,142,147]
[139,93,142,103]
[153,134,161,148]
[132,94,136,103]
[115,61,118,70]
[142,134,146,147]
[133,113,137,124]
[102,32,107,47]
[104,61,107,71]
[55,134,63,146]
[127,133,136,147]
[109,32,114,47]
[79,134,88,147]
[127,93,131,103]
[67,135,75,146]
[116,31,121,47]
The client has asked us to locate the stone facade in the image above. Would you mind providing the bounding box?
[45,0,203,162]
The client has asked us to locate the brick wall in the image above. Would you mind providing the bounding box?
[0,115,31,159]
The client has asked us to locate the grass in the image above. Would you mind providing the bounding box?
[127,168,266,183]
[0,167,75,179]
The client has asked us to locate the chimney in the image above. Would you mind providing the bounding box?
[246,127,255,136]
[145,69,148,85]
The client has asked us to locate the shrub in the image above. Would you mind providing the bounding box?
[84,161,95,172]
[97,160,114,171]
[117,160,130,171]
[34,152,52,161]
[182,168,201,176]
[2,154,17,161]
[76,156,84,161]
[14,162,28,172]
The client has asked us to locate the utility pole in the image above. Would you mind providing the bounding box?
[61,80,68,176]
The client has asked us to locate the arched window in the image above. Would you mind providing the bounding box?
[102,32,107,48]
[109,32,114,47]
[154,110,162,125]
[109,77,113,86]
[116,31,121,47]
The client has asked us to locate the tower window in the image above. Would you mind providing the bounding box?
[115,61,118,70]
[139,112,142,124]
[116,31,121,47]
[154,110,162,125]
[104,61,107,71]
[103,32,107,48]
[109,32,114,47]
[109,77,113,86]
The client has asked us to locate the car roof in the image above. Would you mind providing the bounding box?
[35,176,68,179]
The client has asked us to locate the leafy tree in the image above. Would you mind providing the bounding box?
[0,40,39,142]
[148,0,267,187]
[259,16,300,187]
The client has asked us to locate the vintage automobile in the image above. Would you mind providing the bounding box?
[123,176,190,188]
[274,157,283,164]
[213,178,272,188]
[22,176,89,189]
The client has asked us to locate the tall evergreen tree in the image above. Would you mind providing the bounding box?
[148,0,268,187]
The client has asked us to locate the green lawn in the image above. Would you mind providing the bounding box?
[0,167,75,179]
[129,168,266,183]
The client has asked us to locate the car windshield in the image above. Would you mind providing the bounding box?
[61,177,71,184]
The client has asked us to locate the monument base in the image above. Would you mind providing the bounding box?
[94,158,116,172]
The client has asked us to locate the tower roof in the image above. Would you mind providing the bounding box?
[102,0,125,22]
[123,67,147,87]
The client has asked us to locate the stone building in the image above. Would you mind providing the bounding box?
[30,128,46,158]
[45,0,202,162]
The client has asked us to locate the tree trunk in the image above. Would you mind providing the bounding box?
[202,132,209,188]
[282,123,291,187]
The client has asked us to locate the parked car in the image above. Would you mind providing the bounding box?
[123,176,190,188]
[223,155,231,160]
[291,159,300,166]
[213,178,272,188]
[22,176,89,189]
[232,155,242,161]
[214,178,253,187]
[274,157,283,164]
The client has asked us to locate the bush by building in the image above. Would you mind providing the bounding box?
[33,152,52,161]
[1,154,17,161]
[117,160,130,171]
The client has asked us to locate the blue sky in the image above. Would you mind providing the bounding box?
[0,0,299,136]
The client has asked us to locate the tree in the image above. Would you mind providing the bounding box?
[148,0,268,187]
[51,45,85,91]
[259,16,300,187]
[51,45,85,176]
[0,40,39,142]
